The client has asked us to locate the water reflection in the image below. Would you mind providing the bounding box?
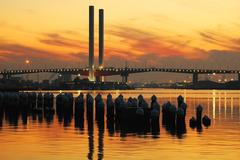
[224,93,227,120]
[0,90,239,160]
[231,97,234,119]
[207,97,210,116]
[97,121,104,160]
[44,111,54,125]
[75,115,84,131]
[210,91,240,121]
[37,112,43,123]
[5,110,20,127]
[212,91,216,119]
[106,118,115,136]
[0,108,3,128]
[1,95,239,131]
[87,114,94,160]
[239,98,240,120]
[218,92,221,121]
[1,95,234,135]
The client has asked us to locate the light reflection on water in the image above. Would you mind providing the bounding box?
[0,89,240,160]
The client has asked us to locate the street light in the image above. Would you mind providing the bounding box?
[25,59,31,81]
[25,60,30,65]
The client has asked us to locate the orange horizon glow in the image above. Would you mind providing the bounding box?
[0,0,240,70]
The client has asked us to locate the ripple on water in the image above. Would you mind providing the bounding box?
[0,89,240,160]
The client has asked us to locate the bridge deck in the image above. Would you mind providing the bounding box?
[1,68,240,76]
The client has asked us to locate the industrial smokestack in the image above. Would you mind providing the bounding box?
[89,6,95,81]
[99,9,104,68]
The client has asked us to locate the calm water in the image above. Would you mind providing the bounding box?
[0,89,240,160]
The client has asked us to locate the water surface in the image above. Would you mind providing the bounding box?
[0,89,240,160]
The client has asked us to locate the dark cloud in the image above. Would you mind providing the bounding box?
[106,49,240,82]
[106,48,240,72]
[39,33,86,49]
[199,31,221,43]
[62,30,80,36]
[199,30,240,50]
[111,50,240,82]
[0,43,60,59]
[108,25,158,41]
[0,43,88,69]
[107,25,206,59]
[231,38,240,46]
[140,50,240,70]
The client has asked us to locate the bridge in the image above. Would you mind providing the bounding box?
[1,67,240,84]
[1,6,239,85]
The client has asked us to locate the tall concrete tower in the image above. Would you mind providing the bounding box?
[89,6,95,81]
[99,9,104,68]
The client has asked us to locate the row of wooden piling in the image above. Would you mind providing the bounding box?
[0,92,54,113]
[189,105,211,129]
[0,92,211,131]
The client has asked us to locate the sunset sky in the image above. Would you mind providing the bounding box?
[0,0,240,81]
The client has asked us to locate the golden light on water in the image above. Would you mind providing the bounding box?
[0,89,240,160]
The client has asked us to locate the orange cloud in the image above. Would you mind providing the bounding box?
[106,26,207,60]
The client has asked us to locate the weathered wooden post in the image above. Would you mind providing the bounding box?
[56,93,64,123]
[177,95,184,107]
[196,105,203,132]
[106,94,114,120]
[169,105,177,129]
[107,94,115,135]
[37,93,43,110]
[95,93,102,119]
[119,100,128,125]
[176,108,186,134]
[87,93,94,121]
[189,116,197,129]
[136,107,144,131]
[74,93,84,130]
[151,108,160,133]
[97,99,105,122]
[196,105,203,125]
[0,92,3,123]
[202,115,211,127]
[114,94,123,122]
[139,96,150,130]
[28,92,37,110]
[150,95,157,110]
[75,93,85,118]
[19,92,29,111]
[162,102,167,125]
[43,93,54,113]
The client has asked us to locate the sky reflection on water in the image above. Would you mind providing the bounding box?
[0,89,240,160]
